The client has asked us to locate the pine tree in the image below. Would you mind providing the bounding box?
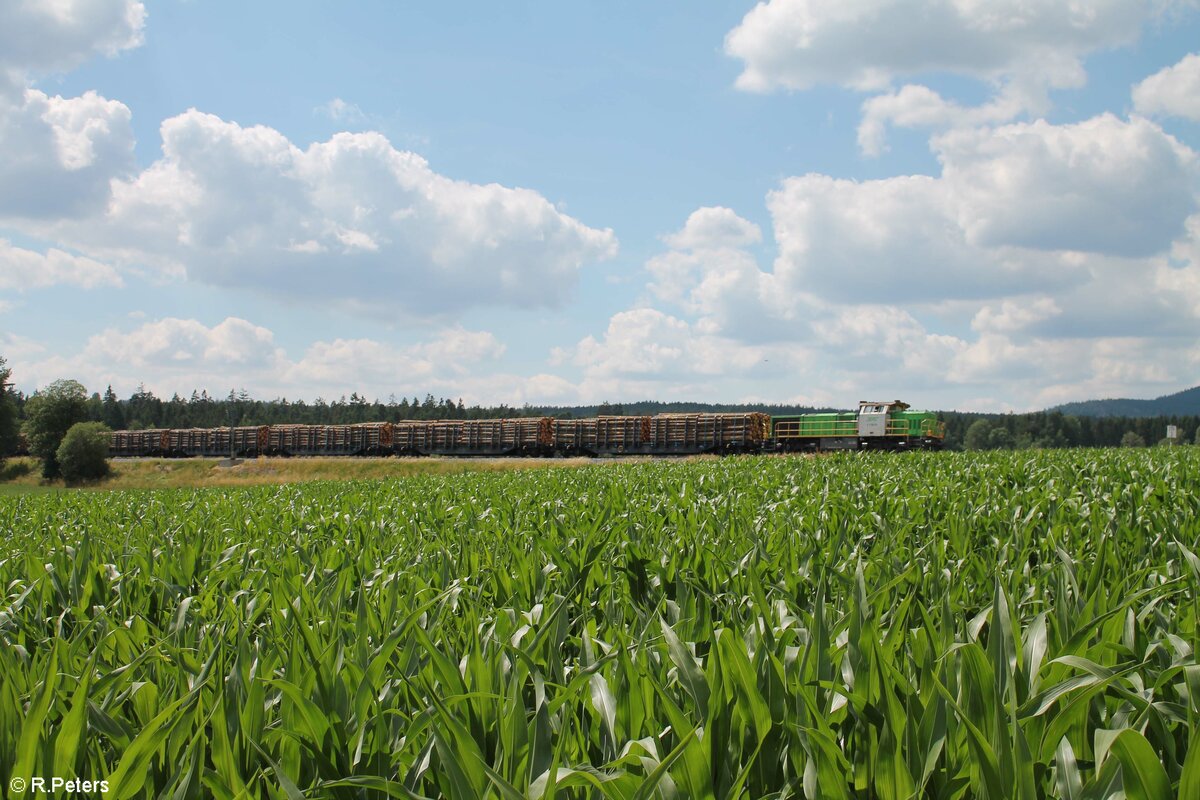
[102,385,125,430]
[0,356,19,459]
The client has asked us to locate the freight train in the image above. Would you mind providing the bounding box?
[108,400,944,458]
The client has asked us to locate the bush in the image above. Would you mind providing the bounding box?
[0,459,32,481]
[1120,431,1146,448]
[56,422,111,484]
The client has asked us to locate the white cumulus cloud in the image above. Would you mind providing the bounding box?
[0,238,122,290]
[857,83,1030,157]
[646,207,797,340]
[39,110,618,316]
[0,0,140,227]
[566,307,787,401]
[768,173,1072,304]
[766,114,1196,305]
[725,0,1178,93]
[0,0,144,95]
[727,1,1197,156]
[971,297,1062,334]
[14,316,531,405]
[937,115,1196,257]
[662,206,762,250]
[571,108,1200,410]
[1133,52,1200,121]
[82,317,282,371]
[0,89,135,219]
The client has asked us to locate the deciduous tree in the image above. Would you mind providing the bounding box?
[24,379,89,478]
[963,418,993,451]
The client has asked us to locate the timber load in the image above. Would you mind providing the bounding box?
[553,416,644,456]
[105,403,944,458]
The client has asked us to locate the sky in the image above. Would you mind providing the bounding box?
[1,0,1199,412]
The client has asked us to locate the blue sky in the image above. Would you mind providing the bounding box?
[2,0,1199,411]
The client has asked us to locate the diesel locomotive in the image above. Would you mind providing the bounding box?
[108,400,943,458]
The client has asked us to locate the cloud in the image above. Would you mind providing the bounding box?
[277,329,548,404]
[765,115,1196,305]
[570,109,1200,410]
[31,110,617,316]
[558,300,981,406]
[565,307,788,400]
[767,173,1073,304]
[0,238,122,290]
[12,316,532,404]
[727,1,1199,156]
[0,0,140,234]
[857,83,1030,157]
[0,7,615,320]
[662,206,762,250]
[948,333,1200,405]
[0,0,145,94]
[971,297,1062,334]
[724,0,1180,94]
[812,305,965,375]
[285,327,506,388]
[1133,52,1200,121]
[646,246,782,331]
[0,332,46,363]
[81,317,283,371]
[316,98,368,126]
[646,208,798,340]
[0,89,135,219]
[937,115,1196,257]
[420,327,507,367]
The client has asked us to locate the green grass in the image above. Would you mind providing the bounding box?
[1,448,1198,798]
[0,483,62,497]
[0,454,598,493]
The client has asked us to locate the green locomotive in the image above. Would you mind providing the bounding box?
[772,400,944,451]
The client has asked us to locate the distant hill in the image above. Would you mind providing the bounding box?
[1050,385,1200,418]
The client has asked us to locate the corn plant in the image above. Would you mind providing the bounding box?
[0,447,1198,798]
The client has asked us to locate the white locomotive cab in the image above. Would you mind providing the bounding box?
[857,400,908,438]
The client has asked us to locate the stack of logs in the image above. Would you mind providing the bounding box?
[108,413,773,458]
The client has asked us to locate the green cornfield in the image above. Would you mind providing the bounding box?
[1,448,1198,799]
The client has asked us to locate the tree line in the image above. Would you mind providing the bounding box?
[3,356,1199,477]
[946,410,1199,450]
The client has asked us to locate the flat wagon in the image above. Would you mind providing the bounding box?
[643,412,771,455]
[416,418,554,456]
[553,416,645,456]
[110,429,170,457]
[207,426,269,458]
[166,428,217,457]
[264,423,394,456]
